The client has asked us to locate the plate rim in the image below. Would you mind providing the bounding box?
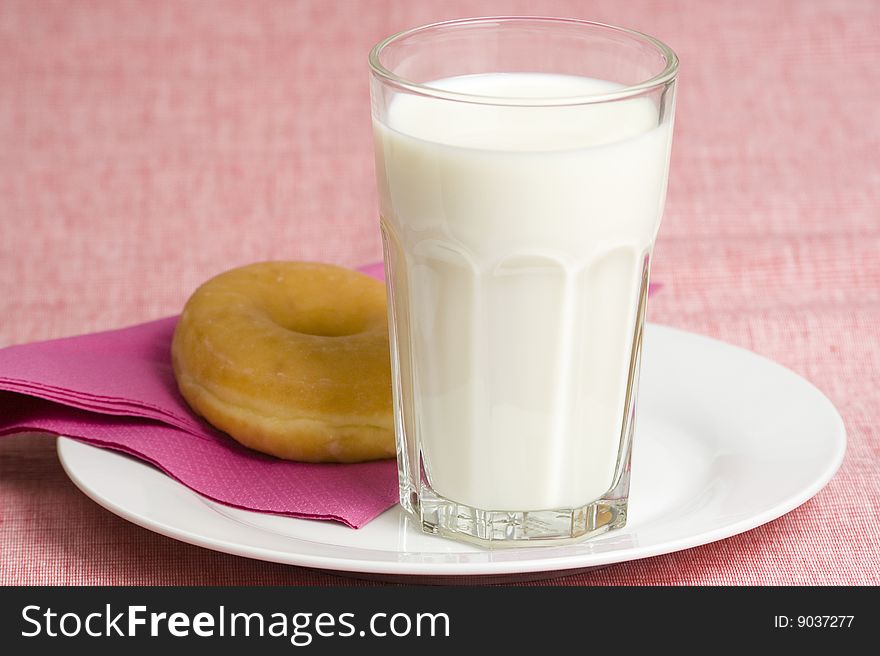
[56,323,847,576]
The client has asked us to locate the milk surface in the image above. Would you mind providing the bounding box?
[374,73,673,511]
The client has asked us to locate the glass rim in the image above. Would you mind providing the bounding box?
[369,16,679,107]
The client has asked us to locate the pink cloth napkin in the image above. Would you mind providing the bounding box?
[0,262,660,528]
[0,264,402,528]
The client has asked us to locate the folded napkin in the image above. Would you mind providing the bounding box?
[0,264,400,528]
[0,262,661,528]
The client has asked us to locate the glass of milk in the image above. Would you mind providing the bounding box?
[370,17,678,547]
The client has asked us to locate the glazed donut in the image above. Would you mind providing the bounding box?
[171,261,394,463]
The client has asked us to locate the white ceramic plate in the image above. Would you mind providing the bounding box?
[57,324,846,583]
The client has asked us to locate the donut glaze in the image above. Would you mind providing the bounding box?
[171,261,395,462]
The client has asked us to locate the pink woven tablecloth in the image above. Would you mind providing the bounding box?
[1,0,877,585]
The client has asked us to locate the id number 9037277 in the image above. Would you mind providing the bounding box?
[774,616,854,629]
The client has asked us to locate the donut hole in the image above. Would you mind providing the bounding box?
[280,313,368,337]
[263,303,372,338]
[244,265,386,338]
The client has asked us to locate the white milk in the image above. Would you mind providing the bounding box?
[374,73,673,511]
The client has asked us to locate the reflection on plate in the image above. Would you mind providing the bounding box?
[58,324,845,583]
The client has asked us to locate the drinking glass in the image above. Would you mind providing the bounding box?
[370,17,678,547]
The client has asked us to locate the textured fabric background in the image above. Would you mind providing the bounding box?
[1,0,878,585]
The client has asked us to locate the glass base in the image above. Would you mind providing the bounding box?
[408,487,628,549]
